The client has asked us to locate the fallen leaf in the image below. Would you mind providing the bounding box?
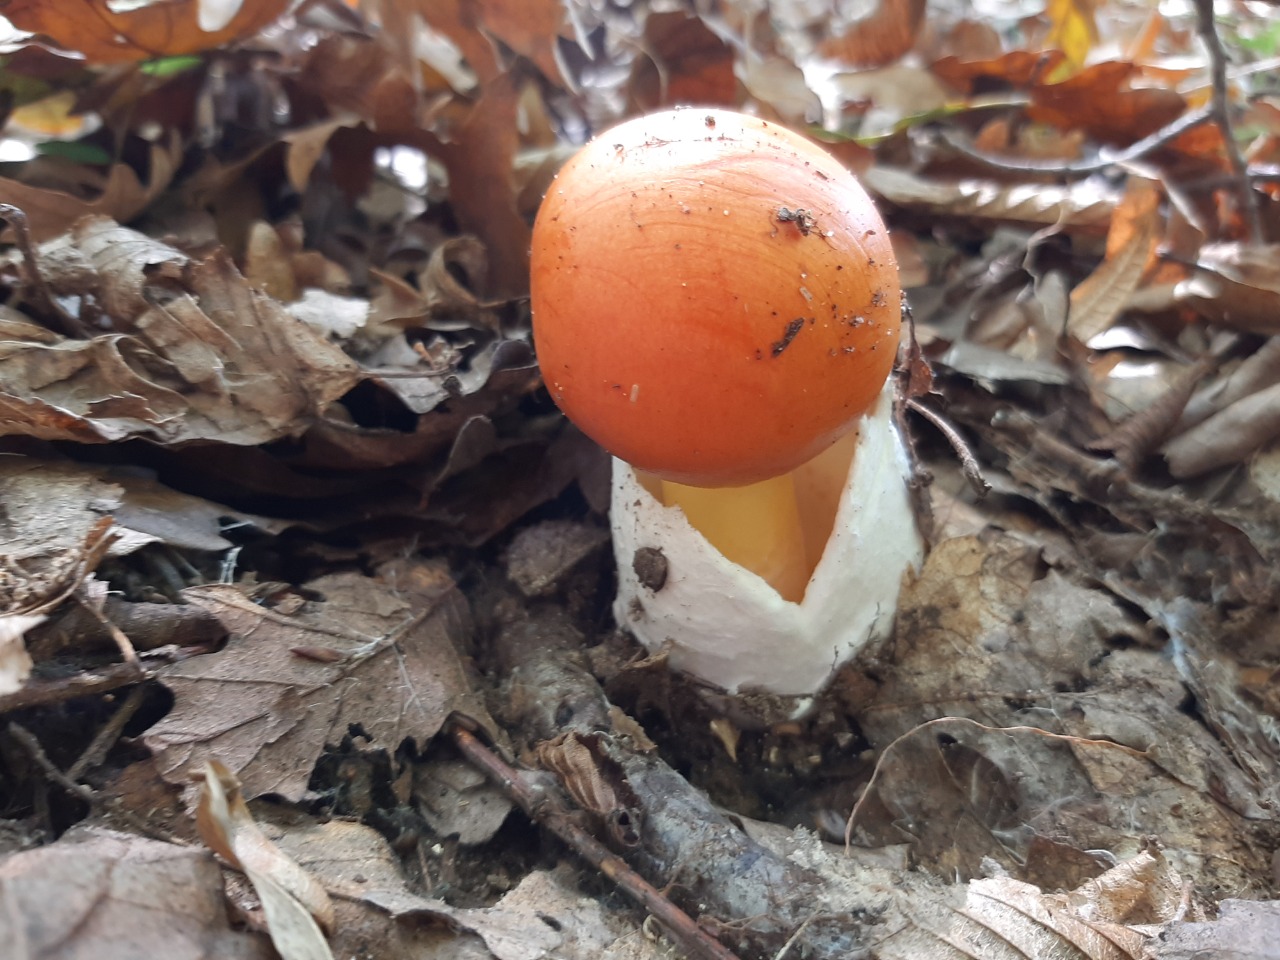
[0,139,178,242]
[932,50,1065,94]
[0,218,362,445]
[1155,899,1280,959]
[1068,177,1161,342]
[1175,242,1280,334]
[629,12,738,111]
[1029,60,1186,144]
[1163,381,1280,478]
[0,826,273,958]
[145,564,483,801]
[818,0,926,68]
[0,0,290,63]
[863,165,1119,236]
[1045,0,1099,74]
[196,760,335,958]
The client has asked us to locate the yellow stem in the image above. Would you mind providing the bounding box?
[636,436,857,603]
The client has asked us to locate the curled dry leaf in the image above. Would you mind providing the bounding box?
[1163,381,1280,478]
[1068,177,1162,344]
[0,217,361,445]
[879,848,1186,959]
[196,759,336,948]
[0,0,290,63]
[1175,243,1280,335]
[863,166,1118,236]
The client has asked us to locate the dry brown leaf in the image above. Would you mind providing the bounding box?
[145,564,482,802]
[0,218,361,445]
[932,50,1065,94]
[425,72,530,297]
[818,0,926,68]
[0,826,273,958]
[1175,243,1280,334]
[1068,177,1162,343]
[0,0,289,63]
[1028,61,1186,144]
[1163,381,1280,478]
[196,760,335,957]
[0,140,178,242]
[849,534,1273,895]
[863,166,1118,236]
[273,819,633,960]
[474,0,572,87]
[629,12,738,111]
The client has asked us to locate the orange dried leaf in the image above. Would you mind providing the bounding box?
[1028,60,1186,144]
[818,0,926,68]
[932,50,1065,94]
[0,0,290,64]
[630,12,738,111]
[474,0,572,88]
[1068,177,1161,343]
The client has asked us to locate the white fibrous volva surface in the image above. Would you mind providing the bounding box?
[611,387,923,697]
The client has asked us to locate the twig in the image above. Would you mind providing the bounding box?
[0,661,152,714]
[0,203,88,338]
[75,589,143,673]
[844,717,1151,850]
[450,722,742,960]
[1192,0,1263,242]
[934,105,1213,176]
[7,721,97,804]
[906,398,990,497]
[67,684,148,781]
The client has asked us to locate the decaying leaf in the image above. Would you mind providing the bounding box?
[1164,381,1280,478]
[1155,898,1280,959]
[863,166,1118,236]
[1028,60,1186,144]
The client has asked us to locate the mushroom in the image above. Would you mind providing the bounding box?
[531,108,922,706]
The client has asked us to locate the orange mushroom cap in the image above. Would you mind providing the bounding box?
[531,108,902,487]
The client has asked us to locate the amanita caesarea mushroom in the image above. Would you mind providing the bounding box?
[531,107,923,703]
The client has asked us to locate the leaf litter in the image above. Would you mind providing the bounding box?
[2,0,1280,958]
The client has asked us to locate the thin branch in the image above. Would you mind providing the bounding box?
[450,722,742,960]
[67,685,148,781]
[0,203,89,338]
[907,398,990,497]
[1192,0,1264,242]
[7,721,97,804]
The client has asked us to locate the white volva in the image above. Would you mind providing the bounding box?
[612,384,923,698]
